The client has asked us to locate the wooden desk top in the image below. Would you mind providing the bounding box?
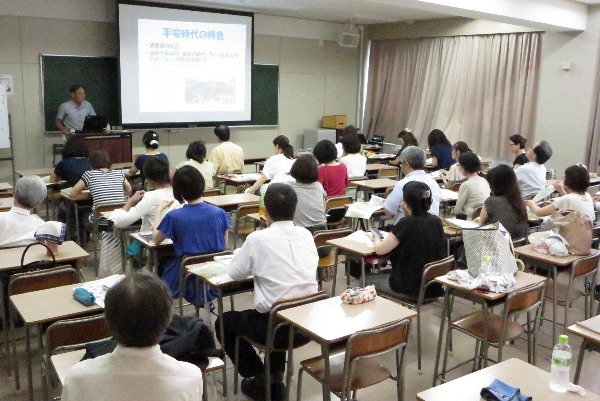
[14,168,54,177]
[60,188,91,201]
[417,358,600,401]
[112,162,133,170]
[10,282,101,325]
[204,193,259,208]
[568,315,600,343]
[0,182,13,191]
[0,241,89,273]
[352,178,397,190]
[435,271,546,302]
[217,173,261,183]
[443,225,463,238]
[278,296,416,344]
[327,234,376,256]
[130,232,173,248]
[0,197,14,211]
[51,349,86,385]
[364,163,391,172]
[247,212,267,226]
[514,244,599,267]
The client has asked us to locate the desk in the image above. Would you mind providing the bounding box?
[0,241,89,274]
[514,245,600,342]
[277,296,416,401]
[204,193,259,212]
[0,196,14,211]
[247,212,267,228]
[254,161,266,173]
[568,315,600,384]
[10,282,101,401]
[420,357,600,401]
[51,349,86,385]
[78,131,133,164]
[367,153,396,163]
[327,233,378,288]
[60,189,91,241]
[0,182,13,192]
[352,178,397,201]
[14,168,54,177]
[432,271,546,385]
[130,232,174,273]
[216,173,261,193]
[364,163,391,173]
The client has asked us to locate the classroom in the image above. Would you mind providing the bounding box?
[2,1,600,401]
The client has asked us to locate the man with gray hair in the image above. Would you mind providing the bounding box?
[384,146,442,224]
[0,175,48,247]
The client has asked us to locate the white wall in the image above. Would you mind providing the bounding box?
[0,1,360,182]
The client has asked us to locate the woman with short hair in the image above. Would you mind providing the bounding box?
[287,155,327,232]
[509,134,528,169]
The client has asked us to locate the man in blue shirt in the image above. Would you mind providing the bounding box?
[55,84,96,135]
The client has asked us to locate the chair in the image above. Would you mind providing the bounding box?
[203,188,222,197]
[44,313,111,397]
[91,201,127,277]
[471,205,483,220]
[450,182,462,192]
[233,291,329,401]
[592,224,600,249]
[377,166,399,180]
[346,176,367,199]
[377,255,455,371]
[313,228,353,296]
[8,266,80,390]
[296,318,411,401]
[440,281,545,381]
[325,195,353,229]
[180,250,233,316]
[231,203,259,249]
[540,252,600,331]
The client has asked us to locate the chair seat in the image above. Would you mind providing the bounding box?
[544,280,585,305]
[452,310,525,344]
[318,252,336,268]
[300,349,391,392]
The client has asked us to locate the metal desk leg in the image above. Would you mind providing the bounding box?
[552,265,558,342]
[574,339,588,384]
[433,289,451,386]
[321,343,331,401]
[64,199,72,240]
[217,292,228,397]
[25,325,33,401]
[360,257,366,288]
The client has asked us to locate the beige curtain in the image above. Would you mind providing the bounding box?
[586,45,600,174]
[363,32,541,160]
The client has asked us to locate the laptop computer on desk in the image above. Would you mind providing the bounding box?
[80,115,108,133]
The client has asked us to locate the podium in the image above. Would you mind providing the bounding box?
[78,131,133,163]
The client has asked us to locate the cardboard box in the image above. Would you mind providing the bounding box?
[321,115,347,129]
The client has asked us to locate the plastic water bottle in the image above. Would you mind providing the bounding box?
[549,334,572,393]
[480,255,492,279]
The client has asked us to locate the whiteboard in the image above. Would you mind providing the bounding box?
[0,91,9,149]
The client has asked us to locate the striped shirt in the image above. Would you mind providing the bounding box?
[82,169,126,209]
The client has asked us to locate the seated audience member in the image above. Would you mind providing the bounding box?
[153,166,231,304]
[129,131,169,178]
[335,125,361,159]
[340,133,367,178]
[51,136,91,187]
[527,164,595,223]
[389,129,419,167]
[246,135,295,194]
[0,176,47,248]
[111,157,176,232]
[515,140,553,198]
[509,134,528,169]
[478,164,528,239]
[313,139,348,197]
[428,129,454,170]
[440,141,470,188]
[372,181,445,300]
[287,155,327,232]
[61,271,203,401]
[453,152,490,219]
[384,146,442,224]
[209,124,244,174]
[176,141,215,190]
[217,183,318,401]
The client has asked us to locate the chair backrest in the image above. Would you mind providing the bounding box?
[325,195,353,211]
[182,250,233,271]
[313,228,353,248]
[377,167,399,180]
[512,237,527,248]
[45,313,111,355]
[571,252,600,279]
[504,281,545,315]
[93,201,127,219]
[450,182,462,192]
[203,188,222,197]
[235,203,259,220]
[421,256,455,287]
[269,291,329,329]
[346,318,410,360]
[8,265,80,297]
[472,205,483,219]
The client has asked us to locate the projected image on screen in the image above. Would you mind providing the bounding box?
[119,3,253,125]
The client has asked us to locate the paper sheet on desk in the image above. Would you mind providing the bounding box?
[345,196,385,219]
[445,218,479,230]
[440,188,458,201]
[532,186,556,203]
[76,274,124,308]
[343,230,389,249]
[187,260,252,285]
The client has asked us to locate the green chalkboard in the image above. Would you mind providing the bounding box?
[41,55,121,131]
[41,56,279,128]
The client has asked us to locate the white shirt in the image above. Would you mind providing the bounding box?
[552,193,596,223]
[209,141,244,174]
[61,345,203,401]
[0,206,45,248]
[261,154,295,183]
[110,187,176,232]
[340,153,367,178]
[176,159,215,189]
[454,175,490,218]
[228,220,318,313]
[383,170,442,224]
[515,162,546,197]
[446,163,465,182]
[335,143,344,159]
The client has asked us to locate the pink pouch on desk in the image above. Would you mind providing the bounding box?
[340,285,377,304]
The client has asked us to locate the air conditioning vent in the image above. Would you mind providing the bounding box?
[338,32,360,48]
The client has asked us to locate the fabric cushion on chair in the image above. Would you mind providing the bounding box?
[452,310,525,344]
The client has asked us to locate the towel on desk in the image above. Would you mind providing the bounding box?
[446,270,516,293]
[480,379,532,401]
[34,221,66,245]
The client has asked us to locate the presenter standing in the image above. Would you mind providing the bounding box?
[55,84,96,138]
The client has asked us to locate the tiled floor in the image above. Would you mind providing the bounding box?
[2,256,600,401]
